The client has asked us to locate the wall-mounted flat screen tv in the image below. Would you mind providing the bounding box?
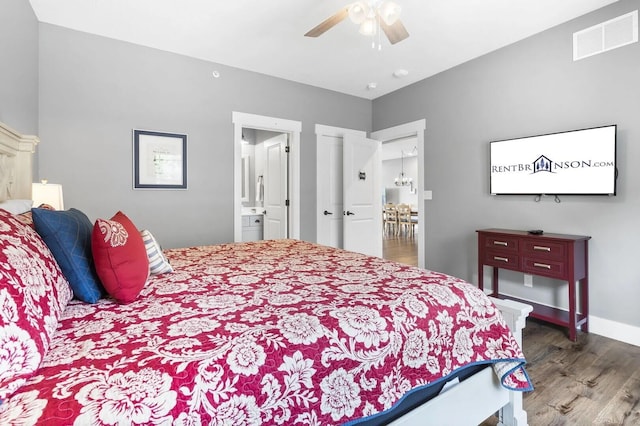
[490,125,617,196]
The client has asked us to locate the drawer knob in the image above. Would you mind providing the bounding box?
[533,246,551,252]
[493,241,508,246]
[493,256,509,262]
[533,262,552,269]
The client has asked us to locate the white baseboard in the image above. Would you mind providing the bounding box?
[589,315,640,347]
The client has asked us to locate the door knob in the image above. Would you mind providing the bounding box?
[323,210,333,215]
[345,211,355,216]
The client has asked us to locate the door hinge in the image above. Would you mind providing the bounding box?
[285,199,290,206]
[285,146,290,153]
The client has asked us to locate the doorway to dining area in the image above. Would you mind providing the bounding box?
[381,138,418,266]
[372,119,425,268]
[314,120,425,267]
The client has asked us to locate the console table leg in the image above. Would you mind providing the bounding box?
[492,267,499,297]
[568,278,577,341]
[581,278,589,333]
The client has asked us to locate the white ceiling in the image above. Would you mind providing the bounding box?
[28,0,618,100]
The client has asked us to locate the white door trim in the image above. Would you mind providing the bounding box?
[371,119,426,268]
[315,124,367,245]
[232,112,301,242]
[315,124,367,139]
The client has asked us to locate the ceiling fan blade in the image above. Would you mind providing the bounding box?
[304,7,350,37]
[380,19,409,45]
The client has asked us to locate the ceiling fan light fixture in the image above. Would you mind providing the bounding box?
[359,17,377,36]
[348,1,369,25]
[304,1,408,45]
[379,1,402,26]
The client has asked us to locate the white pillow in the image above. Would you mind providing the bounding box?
[140,229,174,275]
[0,199,33,214]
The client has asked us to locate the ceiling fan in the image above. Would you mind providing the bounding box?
[304,1,409,45]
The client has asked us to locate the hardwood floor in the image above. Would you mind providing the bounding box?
[383,233,418,266]
[482,320,640,425]
[383,233,640,425]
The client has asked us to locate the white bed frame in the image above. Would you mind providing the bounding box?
[0,121,532,426]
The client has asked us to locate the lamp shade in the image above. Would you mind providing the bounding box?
[32,182,64,210]
[359,17,378,36]
[379,1,401,26]
[348,1,368,24]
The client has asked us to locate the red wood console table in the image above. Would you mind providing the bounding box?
[477,228,591,341]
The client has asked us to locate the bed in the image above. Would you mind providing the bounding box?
[0,121,533,425]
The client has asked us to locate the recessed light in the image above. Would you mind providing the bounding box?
[367,82,377,90]
[212,70,220,78]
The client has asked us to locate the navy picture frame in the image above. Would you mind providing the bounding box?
[133,129,187,189]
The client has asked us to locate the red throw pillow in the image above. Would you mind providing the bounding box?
[91,211,149,303]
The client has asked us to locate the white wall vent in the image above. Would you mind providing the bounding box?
[573,10,638,61]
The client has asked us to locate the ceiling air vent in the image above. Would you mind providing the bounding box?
[573,10,638,61]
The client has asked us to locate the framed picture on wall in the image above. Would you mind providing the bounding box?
[133,129,187,189]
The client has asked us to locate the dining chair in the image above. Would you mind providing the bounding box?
[397,204,415,237]
[383,203,398,236]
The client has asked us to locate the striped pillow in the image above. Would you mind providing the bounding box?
[140,229,173,275]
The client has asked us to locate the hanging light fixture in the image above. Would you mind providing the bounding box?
[348,1,402,49]
[394,150,412,187]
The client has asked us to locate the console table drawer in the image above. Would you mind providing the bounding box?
[482,235,519,252]
[523,240,566,259]
[484,250,520,269]
[523,257,566,278]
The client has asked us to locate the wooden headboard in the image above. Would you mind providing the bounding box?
[0,122,39,201]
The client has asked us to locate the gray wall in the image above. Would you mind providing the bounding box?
[0,0,39,135]
[373,0,640,327]
[37,24,371,248]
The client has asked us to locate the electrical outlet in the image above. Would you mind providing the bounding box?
[524,274,533,288]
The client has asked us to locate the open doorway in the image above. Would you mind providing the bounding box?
[381,138,418,266]
[240,129,289,241]
[371,120,426,269]
[232,112,301,243]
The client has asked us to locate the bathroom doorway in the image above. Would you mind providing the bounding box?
[240,129,289,241]
[232,112,301,243]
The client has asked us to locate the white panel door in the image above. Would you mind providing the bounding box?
[316,136,344,248]
[343,134,382,257]
[263,134,288,239]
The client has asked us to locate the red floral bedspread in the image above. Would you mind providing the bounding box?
[2,239,531,425]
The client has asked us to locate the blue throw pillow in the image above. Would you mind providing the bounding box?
[32,208,104,303]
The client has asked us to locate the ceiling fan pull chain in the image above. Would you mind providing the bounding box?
[378,13,382,50]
